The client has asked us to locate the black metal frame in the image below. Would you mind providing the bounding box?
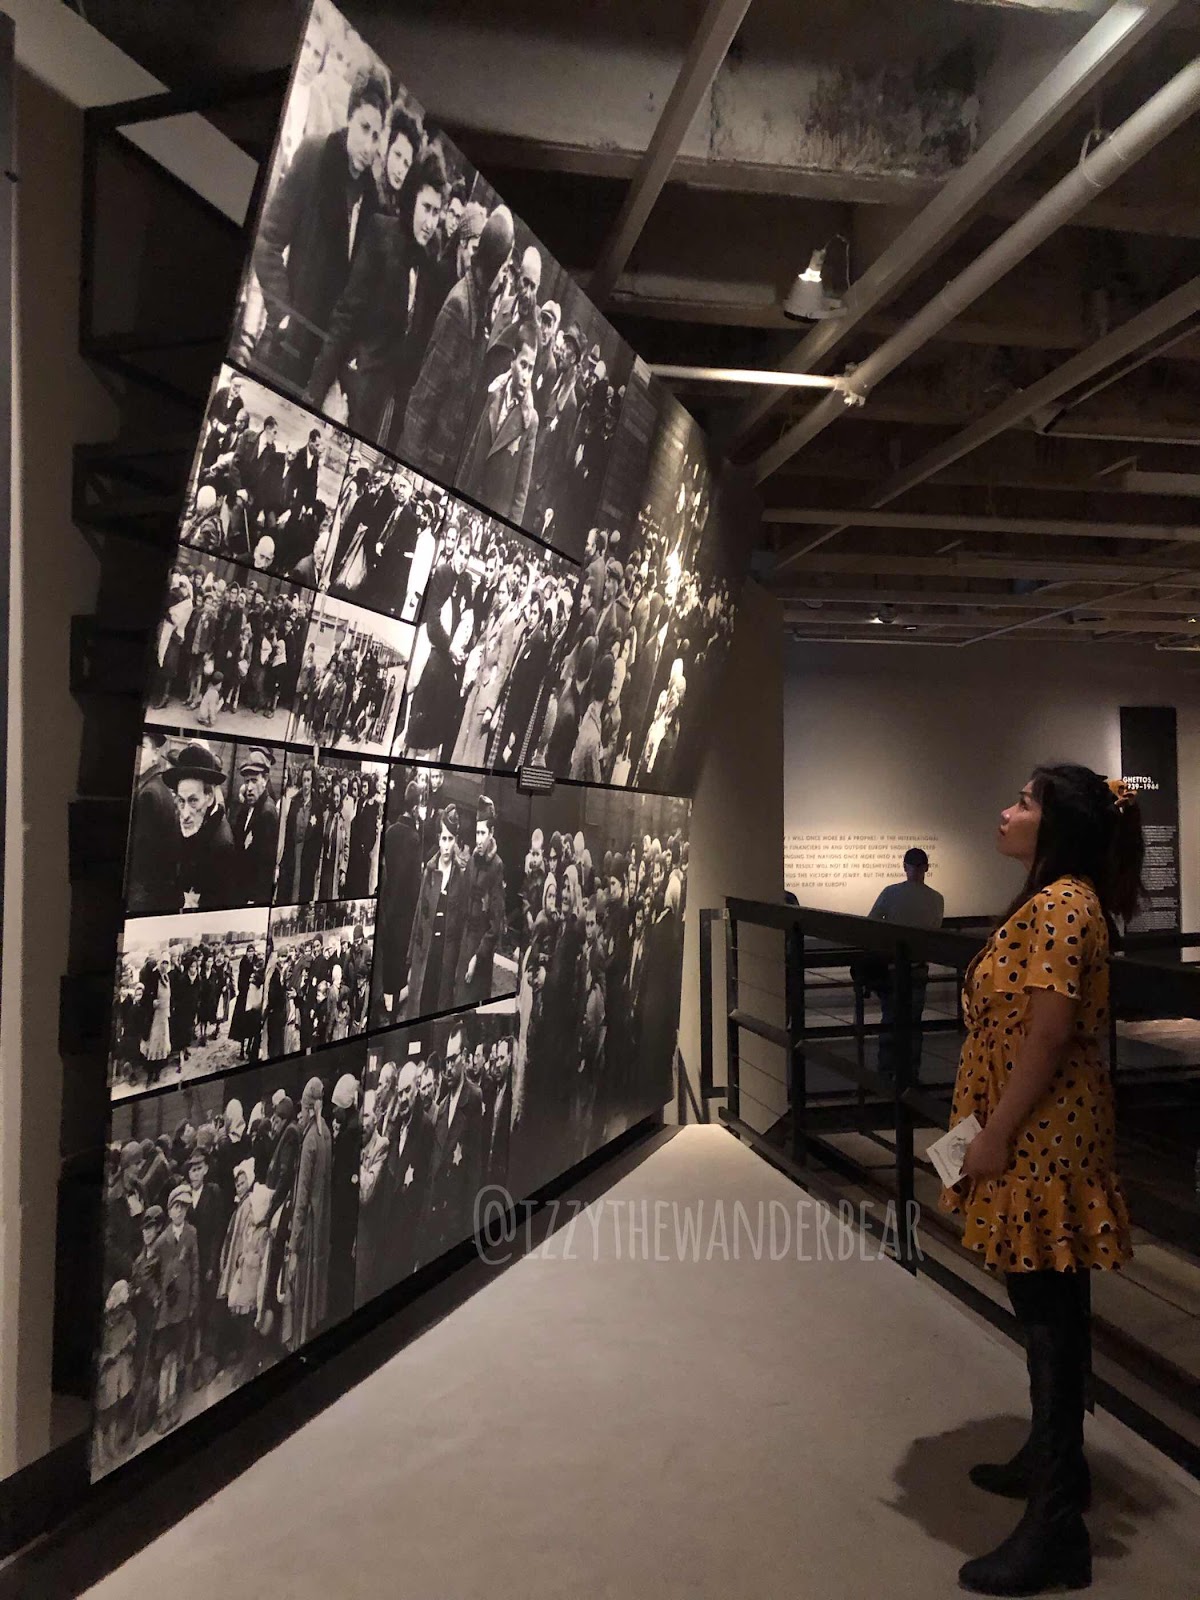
[702,895,1200,1478]
[79,74,287,409]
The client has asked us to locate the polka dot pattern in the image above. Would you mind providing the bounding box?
[938,876,1133,1274]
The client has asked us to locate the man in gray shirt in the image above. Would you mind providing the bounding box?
[862,848,943,1082]
[868,848,944,931]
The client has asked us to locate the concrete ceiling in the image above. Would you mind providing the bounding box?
[58,0,1200,646]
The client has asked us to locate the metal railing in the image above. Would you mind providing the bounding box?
[698,896,1200,1477]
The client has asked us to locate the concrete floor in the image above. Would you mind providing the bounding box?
[47,1128,1200,1598]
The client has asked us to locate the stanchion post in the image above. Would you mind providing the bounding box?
[724,907,740,1122]
[789,913,807,1167]
[893,938,917,1272]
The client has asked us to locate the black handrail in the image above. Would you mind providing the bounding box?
[702,894,1200,1479]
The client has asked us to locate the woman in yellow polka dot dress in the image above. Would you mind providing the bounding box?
[941,764,1143,1597]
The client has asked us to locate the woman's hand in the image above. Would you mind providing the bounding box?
[961,1122,1011,1183]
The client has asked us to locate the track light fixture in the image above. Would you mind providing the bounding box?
[783,237,849,323]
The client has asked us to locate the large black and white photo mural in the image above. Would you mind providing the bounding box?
[90,0,754,1481]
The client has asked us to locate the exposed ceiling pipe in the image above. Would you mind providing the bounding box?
[755,54,1200,491]
[765,507,1200,541]
[725,0,1184,449]
[649,365,846,390]
[773,271,1200,571]
[955,567,1194,644]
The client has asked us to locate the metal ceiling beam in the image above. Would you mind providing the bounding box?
[870,275,1200,506]
[755,54,1200,493]
[955,566,1194,644]
[765,507,1200,542]
[725,0,1185,448]
[769,274,1200,571]
[588,0,754,307]
[776,552,1200,582]
[778,586,1200,613]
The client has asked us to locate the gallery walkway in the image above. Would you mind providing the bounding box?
[9,1126,1199,1599]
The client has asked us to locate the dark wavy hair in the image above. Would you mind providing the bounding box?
[1003,763,1144,935]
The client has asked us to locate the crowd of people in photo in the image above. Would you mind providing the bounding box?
[152,557,311,735]
[535,486,737,788]
[127,734,281,916]
[234,1,624,554]
[512,810,688,1179]
[397,510,574,768]
[181,371,345,587]
[275,758,383,905]
[355,1013,515,1303]
[264,907,376,1057]
[372,778,518,1028]
[323,452,444,620]
[97,1063,363,1468]
[288,609,406,754]
[111,929,266,1095]
[111,909,375,1095]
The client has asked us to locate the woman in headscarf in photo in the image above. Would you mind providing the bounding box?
[143,955,173,1076]
[452,569,521,768]
[284,1077,333,1352]
[217,1157,272,1381]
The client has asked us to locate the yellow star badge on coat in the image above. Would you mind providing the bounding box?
[452,1142,463,1166]
[404,1164,415,1187]
[182,889,201,909]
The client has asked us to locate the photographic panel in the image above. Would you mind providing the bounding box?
[274,750,387,906]
[370,764,529,1030]
[111,907,272,1101]
[91,1038,366,1482]
[228,1,411,411]
[230,0,502,482]
[180,364,352,590]
[451,210,633,560]
[126,730,285,917]
[355,1000,518,1308]
[507,788,690,1197]
[266,897,377,1056]
[289,591,413,758]
[630,462,754,794]
[323,440,450,622]
[147,550,314,745]
[397,503,576,770]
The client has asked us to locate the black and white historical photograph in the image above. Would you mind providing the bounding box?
[630,464,751,794]
[288,592,413,757]
[148,550,313,743]
[322,440,447,622]
[126,730,284,917]
[275,751,386,905]
[535,390,738,790]
[265,897,377,1055]
[370,765,527,1029]
[111,908,272,1100]
[92,1040,366,1478]
[396,506,575,768]
[450,194,632,560]
[231,0,505,479]
[508,788,690,1197]
[355,1002,517,1308]
[179,365,352,587]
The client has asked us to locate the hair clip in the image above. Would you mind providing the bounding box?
[1106,777,1136,812]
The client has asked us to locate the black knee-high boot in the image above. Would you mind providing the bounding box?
[970,1270,1092,1510]
[959,1269,1091,1596]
